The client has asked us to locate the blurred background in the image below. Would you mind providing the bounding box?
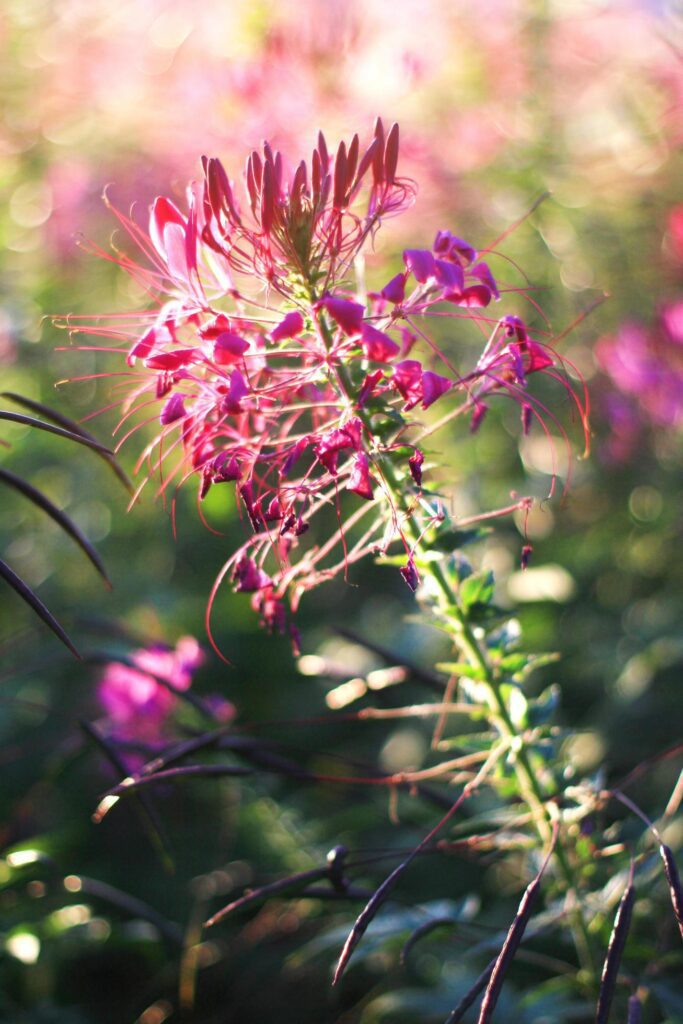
[0,1,682,1021]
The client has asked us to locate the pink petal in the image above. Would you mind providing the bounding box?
[271,311,305,342]
[145,348,198,370]
[320,296,364,336]
[403,248,435,284]
[380,272,407,304]
[361,324,400,362]
[421,371,452,408]
[149,196,186,259]
[160,393,186,425]
[213,331,249,365]
[471,261,500,300]
[222,369,249,413]
[347,452,374,500]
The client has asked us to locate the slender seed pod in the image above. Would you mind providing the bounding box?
[660,844,683,941]
[273,150,283,191]
[400,917,455,966]
[476,876,542,1023]
[476,824,557,1023]
[445,958,496,1023]
[262,140,274,166]
[595,876,635,1024]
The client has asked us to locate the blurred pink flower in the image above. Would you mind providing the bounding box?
[98,636,207,743]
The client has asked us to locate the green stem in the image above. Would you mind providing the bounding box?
[311,294,597,978]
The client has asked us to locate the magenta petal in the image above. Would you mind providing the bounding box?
[213,331,249,365]
[321,296,364,336]
[145,348,198,370]
[380,272,407,304]
[211,452,241,482]
[433,231,476,265]
[160,393,187,425]
[471,261,500,300]
[361,324,400,362]
[433,259,464,292]
[128,325,157,366]
[455,284,492,308]
[347,452,374,500]
[525,341,554,373]
[403,248,435,284]
[222,369,249,413]
[271,311,305,342]
[150,196,186,260]
[421,371,452,408]
[358,369,384,407]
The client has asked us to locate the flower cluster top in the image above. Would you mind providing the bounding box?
[65,121,587,647]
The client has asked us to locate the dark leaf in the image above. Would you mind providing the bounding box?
[0,557,80,658]
[0,393,132,491]
[0,466,110,585]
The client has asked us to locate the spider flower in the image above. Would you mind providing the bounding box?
[61,121,587,642]
[97,636,210,745]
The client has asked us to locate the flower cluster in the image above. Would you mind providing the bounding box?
[64,121,587,644]
[597,207,683,461]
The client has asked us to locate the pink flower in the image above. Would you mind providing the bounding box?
[98,637,206,744]
[63,122,587,643]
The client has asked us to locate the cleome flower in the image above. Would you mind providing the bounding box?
[59,121,588,648]
[97,636,211,745]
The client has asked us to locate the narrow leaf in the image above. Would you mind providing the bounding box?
[0,557,80,658]
[0,409,112,454]
[0,393,132,492]
[0,467,110,585]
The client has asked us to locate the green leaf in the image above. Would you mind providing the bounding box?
[459,570,495,610]
[431,525,492,553]
[435,662,485,681]
[527,684,561,725]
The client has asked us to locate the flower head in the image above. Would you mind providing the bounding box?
[62,122,588,646]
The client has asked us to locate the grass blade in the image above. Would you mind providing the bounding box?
[0,393,132,491]
[0,466,110,585]
[0,557,80,658]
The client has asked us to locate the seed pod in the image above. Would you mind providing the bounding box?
[477,876,541,1023]
[660,844,683,941]
[595,881,635,1024]
[445,957,496,1023]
